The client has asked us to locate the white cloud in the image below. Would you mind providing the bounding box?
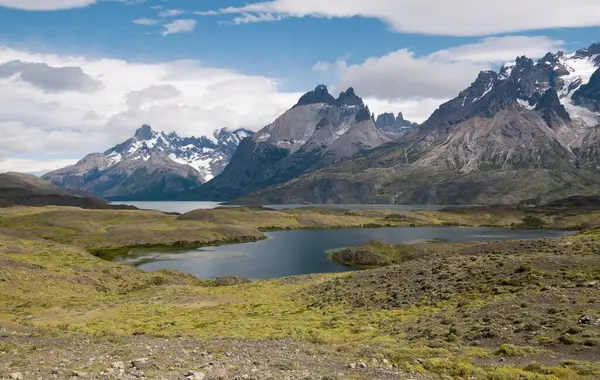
[0,0,97,10]
[133,18,160,25]
[158,9,184,17]
[312,61,330,71]
[0,0,143,11]
[365,97,448,124]
[126,85,181,109]
[162,19,197,35]
[327,36,564,100]
[0,45,302,173]
[229,12,285,25]
[200,0,600,36]
[0,60,103,92]
[430,36,566,63]
[0,157,78,175]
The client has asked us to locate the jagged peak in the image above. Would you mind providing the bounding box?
[134,124,154,141]
[293,85,366,108]
[535,88,571,122]
[477,70,499,81]
[355,105,371,122]
[575,42,600,58]
[293,84,336,108]
[537,52,560,65]
[336,87,364,107]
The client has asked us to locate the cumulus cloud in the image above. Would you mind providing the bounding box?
[312,61,331,71]
[326,36,564,100]
[430,36,566,63]
[199,0,600,36]
[126,85,181,109]
[0,45,302,173]
[0,60,103,93]
[0,0,97,10]
[0,157,79,175]
[0,0,141,11]
[162,19,197,35]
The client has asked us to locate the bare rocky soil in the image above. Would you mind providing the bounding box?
[0,328,429,380]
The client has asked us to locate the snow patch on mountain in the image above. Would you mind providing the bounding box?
[100,125,253,182]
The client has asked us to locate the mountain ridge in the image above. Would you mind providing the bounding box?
[0,172,136,209]
[228,42,600,205]
[179,85,395,201]
[43,125,253,201]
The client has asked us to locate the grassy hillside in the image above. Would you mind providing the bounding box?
[0,205,599,379]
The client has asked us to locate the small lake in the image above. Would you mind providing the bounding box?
[118,227,574,280]
[110,201,463,214]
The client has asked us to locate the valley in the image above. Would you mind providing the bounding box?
[1,200,599,379]
[4,6,600,380]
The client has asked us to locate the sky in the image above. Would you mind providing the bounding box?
[1,0,600,174]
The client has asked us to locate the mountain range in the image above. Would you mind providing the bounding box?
[42,42,600,205]
[42,126,253,201]
[232,42,600,205]
[178,86,401,201]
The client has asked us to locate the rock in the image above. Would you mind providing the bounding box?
[357,362,367,369]
[111,361,125,369]
[579,315,598,325]
[186,370,206,380]
[9,373,23,380]
[71,370,87,377]
[132,358,152,370]
[348,363,356,369]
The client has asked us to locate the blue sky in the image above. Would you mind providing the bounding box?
[0,0,600,173]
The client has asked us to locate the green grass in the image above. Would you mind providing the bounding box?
[0,205,599,378]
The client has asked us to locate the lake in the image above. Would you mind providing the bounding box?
[111,201,461,214]
[117,227,574,280]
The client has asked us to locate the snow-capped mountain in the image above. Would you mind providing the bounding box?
[221,42,600,205]
[422,42,600,131]
[43,125,253,200]
[105,125,252,182]
[502,44,600,125]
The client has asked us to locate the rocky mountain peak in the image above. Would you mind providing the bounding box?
[535,88,571,123]
[575,42,600,58]
[336,87,364,107]
[572,67,600,113]
[374,111,419,135]
[293,85,367,109]
[537,52,561,66]
[294,84,336,108]
[134,124,154,141]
